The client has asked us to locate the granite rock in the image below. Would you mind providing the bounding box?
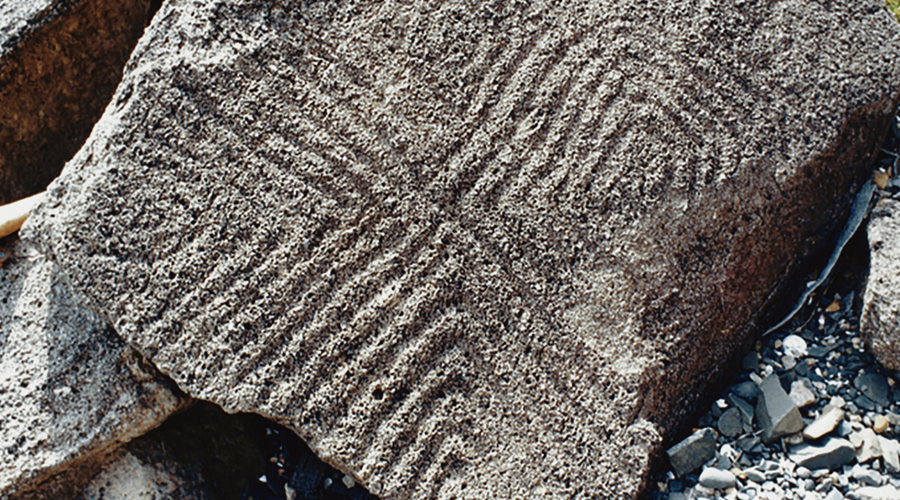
[0,0,155,204]
[23,0,900,498]
[862,199,900,373]
[0,239,186,499]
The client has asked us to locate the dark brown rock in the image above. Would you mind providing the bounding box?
[0,0,155,204]
[23,0,900,498]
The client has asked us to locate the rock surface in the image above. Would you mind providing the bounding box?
[862,198,900,373]
[0,0,156,204]
[0,238,185,499]
[23,0,900,498]
[667,428,718,477]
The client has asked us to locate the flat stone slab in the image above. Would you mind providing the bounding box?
[788,438,856,471]
[23,0,900,498]
[862,199,900,373]
[0,240,185,499]
[0,0,152,204]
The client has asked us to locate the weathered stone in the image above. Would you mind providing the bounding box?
[0,0,155,204]
[803,405,845,440]
[757,375,805,443]
[855,428,884,463]
[855,373,891,407]
[698,468,736,489]
[667,428,718,477]
[862,200,900,373]
[718,408,743,438]
[879,436,900,474]
[22,0,900,498]
[787,438,855,470]
[855,485,900,500]
[0,239,186,499]
[790,378,818,408]
[852,464,885,487]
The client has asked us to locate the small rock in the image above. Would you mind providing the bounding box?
[804,405,845,440]
[855,485,900,500]
[874,415,890,433]
[791,378,818,408]
[699,468,737,489]
[667,428,718,476]
[797,466,812,479]
[744,468,766,483]
[718,408,744,438]
[856,428,885,463]
[852,464,885,486]
[788,437,856,470]
[342,475,355,489]
[784,335,809,357]
[857,373,892,407]
[824,488,845,500]
[729,394,755,425]
[757,374,805,443]
[879,437,900,474]
[733,381,760,401]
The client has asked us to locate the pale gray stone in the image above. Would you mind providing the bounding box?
[0,0,154,205]
[699,468,736,489]
[852,464,885,487]
[22,0,900,498]
[879,437,900,474]
[791,378,818,408]
[855,485,900,500]
[856,428,885,463]
[862,200,900,373]
[0,240,186,499]
[804,405,845,440]
[757,375,805,443]
[788,438,856,470]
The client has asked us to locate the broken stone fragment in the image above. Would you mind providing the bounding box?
[803,405,845,440]
[667,428,718,477]
[717,408,743,438]
[854,428,884,463]
[790,378,818,408]
[787,437,856,470]
[855,372,891,407]
[0,240,186,499]
[880,436,900,474]
[756,375,804,443]
[855,485,900,500]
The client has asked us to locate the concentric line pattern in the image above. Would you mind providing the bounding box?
[27,0,900,498]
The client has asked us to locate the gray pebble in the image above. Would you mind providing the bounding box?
[796,466,812,479]
[744,468,766,483]
[698,468,736,489]
[718,407,743,438]
[853,464,885,486]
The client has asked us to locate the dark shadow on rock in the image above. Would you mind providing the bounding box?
[0,0,155,205]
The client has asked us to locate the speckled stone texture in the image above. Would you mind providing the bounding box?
[0,0,153,204]
[862,199,900,372]
[0,239,186,500]
[23,0,900,498]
